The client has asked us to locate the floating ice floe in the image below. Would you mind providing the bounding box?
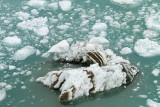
[0,82,12,102]
[0,89,6,102]
[37,42,139,103]
[120,47,132,55]
[48,2,58,11]
[110,0,143,8]
[146,15,160,32]
[92,23,107,32]
[15,11,30,20]
[31,9,39,15]
[134,38,160,57]
[17,17,49,36]
[143,30,159,39]
[59,1,72,11]
[28,0,48,9]
[152,69,160,77]
[2,36,22,46]
[147,99,160,107]
[48,40,69,53]
[89,37,109,45]
[13,46,36,60]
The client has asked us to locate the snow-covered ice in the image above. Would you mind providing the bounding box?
[134,38,160,57]
[120,47,132,55]
[37,42,138,102]
[48,40,69,53]
[13,46,36,60]
[3,36,22,46]
[59,1,72,11]
[92,23,107,32]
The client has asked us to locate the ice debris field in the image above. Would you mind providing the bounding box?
[0,0,160,107]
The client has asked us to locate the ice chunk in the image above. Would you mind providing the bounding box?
[92,23,107,32]
[28,0,47,8]
[33,27,49,36]
[89,37,109,45]
[15,11,30,20]
[147,99,160,107]
[9,65,16,70]
[31,9,39,15]
[0,89,6,102]
[143,30,159,38]
[110,0,143,8]
[134,38,160,57]
[48,40,69,53]
[120,47,132,55]
[13,46,36,60]
[146,15,160,31]
[59,1,72,11]
[17,17,48,36]
[111,0,136,4]
[152,69,160,76]
[3,36,22,46]
[48,2,58,11]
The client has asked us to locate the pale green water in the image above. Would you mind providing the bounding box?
[0,0,160,107]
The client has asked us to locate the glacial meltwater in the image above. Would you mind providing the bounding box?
[0,0,160,107]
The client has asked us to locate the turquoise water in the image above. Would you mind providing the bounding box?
[0,0,160,107]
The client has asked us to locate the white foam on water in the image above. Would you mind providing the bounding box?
[59,1,72,11]
[13,46,36,60]
[134,38,160,57]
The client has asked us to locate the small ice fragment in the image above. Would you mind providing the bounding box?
[3,36,21,46]
[48,2,58,11]
[89,37,109,45]
[28,0,47,8]
[31,9,39,15]
[33,27,49,36]
[147,99,160,107]
[134,38,160,57]
[48,40,69,53]
[0,89,6,102]
[146,15,160,31]
[13,46,36,60]
[152,69,160,77]
[59,1,72,11]
[143,30,159,38]
[9,65,16,70]
[92,23,107,32]
[15,11,30,20]
[120,47,132,55]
